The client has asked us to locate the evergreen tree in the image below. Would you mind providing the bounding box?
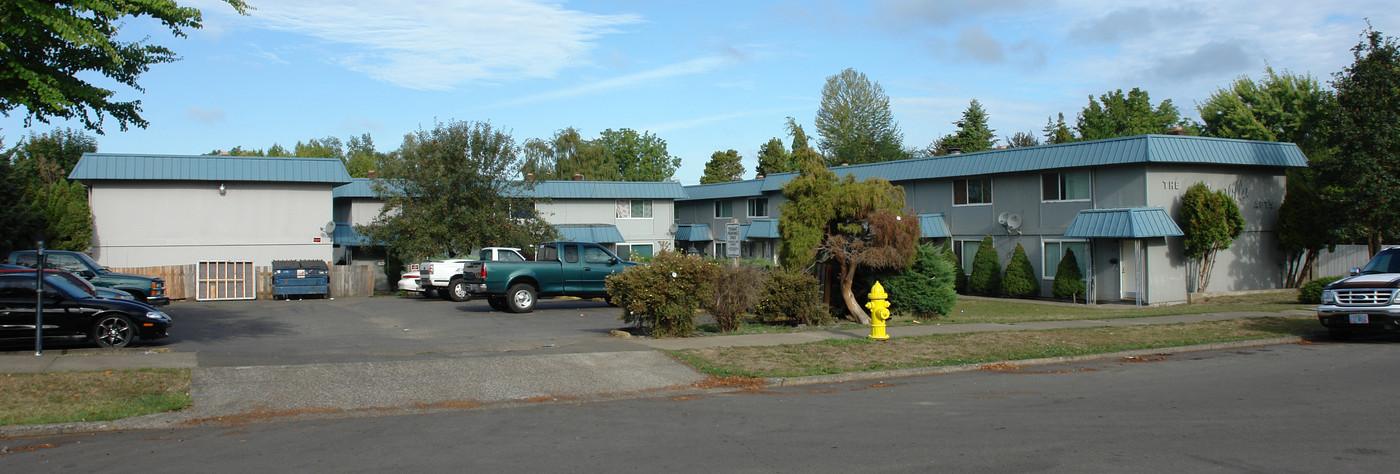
[936,99,997,154]
[968,235,1001,295]
[1002,243,1037,297]
[1052,249,1086,301]
[754,137,791,176]
[887,243,958,318]
[1042,113,1076,144]
[942,240,968,294]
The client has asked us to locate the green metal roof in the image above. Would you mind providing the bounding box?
[745,219,779,239]
[677,180,766,201]
[69,153,352,184]
[333,178,377,198]
[755,134,1309,192]
[918,213,950,238]
[553,224,626,243]
[1062,207,1184,238]
[514,180,687,199]
[676,224,713,241]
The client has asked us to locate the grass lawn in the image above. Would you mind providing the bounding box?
[0,368,191,426]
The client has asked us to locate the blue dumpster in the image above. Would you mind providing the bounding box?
[271,260,329,299]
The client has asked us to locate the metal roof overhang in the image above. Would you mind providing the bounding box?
[676,224,713,241]
[745,219,779,240]
[918,213,950,238]
[553,224,626,243]
[1063,207,1184,239]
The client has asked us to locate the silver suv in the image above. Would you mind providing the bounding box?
[1318,247,1400,339]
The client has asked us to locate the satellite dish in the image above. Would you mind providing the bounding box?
[668,223,678,235]
[997,212,1009,226]
[1006,214,1022,231]
[323,221,336,234]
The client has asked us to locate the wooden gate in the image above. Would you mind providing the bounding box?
[197,261,256,301]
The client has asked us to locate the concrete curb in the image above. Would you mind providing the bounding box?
[764,336,1304,387]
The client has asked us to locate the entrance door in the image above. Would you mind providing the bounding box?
[1120,240,1139,301]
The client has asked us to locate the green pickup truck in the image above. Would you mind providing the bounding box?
[6,250,169,306]
[466,241,636,313]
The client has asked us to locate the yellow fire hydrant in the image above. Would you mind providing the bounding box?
[866,280,891,340]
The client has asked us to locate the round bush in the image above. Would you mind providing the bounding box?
[1298,275,1345,304]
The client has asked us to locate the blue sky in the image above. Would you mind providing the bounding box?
[3,1,1395,184]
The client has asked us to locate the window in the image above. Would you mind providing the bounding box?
[583,246,613,264]
[1043,241,1089,279]
[563,245,579,264]
[616,243,654,260]
[714,201,733,218]
[747,198,769,217]
[616,199,653,218]
[953,178,993,205]
[1042,170,1091,201]
[714,242,728,258]
[954,240,980,274]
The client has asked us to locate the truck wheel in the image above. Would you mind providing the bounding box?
[506,284,537,313]
[487,296,506,311]
[447,279,471,302]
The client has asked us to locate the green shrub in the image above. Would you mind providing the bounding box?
[1002,243,1038,297]
[754,267,828,326]
[705,263,767,332]
[941,240,968,294]
[887,243,957,318]
[968,235,1001,295]
[1052,249,1087,301]
[606,250,719,337]
[1298,275,1345,304]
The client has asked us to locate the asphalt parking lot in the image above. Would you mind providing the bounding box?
[0,294,653,366]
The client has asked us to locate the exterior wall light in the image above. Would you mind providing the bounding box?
[219,183,226,196]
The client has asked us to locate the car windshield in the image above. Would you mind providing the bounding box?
[1360,250,1400,274]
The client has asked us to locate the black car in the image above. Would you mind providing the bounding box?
[0,273,171,348]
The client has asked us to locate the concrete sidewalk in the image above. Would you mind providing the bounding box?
[0,310,1314,436]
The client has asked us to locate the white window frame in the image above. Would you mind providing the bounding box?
[1041,170,1092,202]
[747,198,769,218]
[954,239,981,274]
[953,178,993,206]
[714,200,733,218]
[616,199,653,219]
[714,242,728,258]
[1042,239,1090,280]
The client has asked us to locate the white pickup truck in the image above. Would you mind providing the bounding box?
[418,247,526,302]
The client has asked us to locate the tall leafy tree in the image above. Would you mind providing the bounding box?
[595,128,679,181]
[344,133,385,178]
[6,128,97,250]
[1077,88,1186,140]
[934,99,997,154]
[0,138,44,256]
[1181,183,1244,292]
[7,127,97,185]
[521,127,617,181]
[359,120,556,263]
[814,68,906,165]
[1317,27,1400,257]
[1199,67,1336,284]
[294,136,344,160]
[1,0,250,133]
[700,149,744,184]
[754,137,791,177]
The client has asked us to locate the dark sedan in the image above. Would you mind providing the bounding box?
[0,273,171,348]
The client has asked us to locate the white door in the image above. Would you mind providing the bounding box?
[1120,240,1139,301]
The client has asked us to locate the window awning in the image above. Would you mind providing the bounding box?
[554,224,626,243]
[917,213,950,238]
[675,224,712,241]
[1063,207,1183,238]
[745,219,779,240]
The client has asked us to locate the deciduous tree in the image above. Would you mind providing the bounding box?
[359,120,556,263]
[595,128,679,182]
[0,0,250,132]
[1077,88,1186,140]
[1181,183,1244,292]
[1317,27,1400,257]
[1042,113,1076,144]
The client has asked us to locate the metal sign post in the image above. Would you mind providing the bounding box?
[33,234,45,356]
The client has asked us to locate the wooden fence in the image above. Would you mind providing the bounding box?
[110,264,378,301]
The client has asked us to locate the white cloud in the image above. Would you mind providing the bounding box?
[184,107,226,123]
[230,0,642,90]
[482,55,736,108]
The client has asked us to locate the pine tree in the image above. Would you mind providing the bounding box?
[1052,249,1086,301]
[968,235,1001,295]
[1002,243,1038,297]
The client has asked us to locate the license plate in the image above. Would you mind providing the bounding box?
[1349,314,1370,324]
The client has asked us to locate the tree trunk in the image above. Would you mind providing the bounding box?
[838,258,871,325]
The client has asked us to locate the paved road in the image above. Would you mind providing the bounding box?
[3,340,1395,472]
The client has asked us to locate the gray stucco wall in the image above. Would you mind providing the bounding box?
[88,181,335,267]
